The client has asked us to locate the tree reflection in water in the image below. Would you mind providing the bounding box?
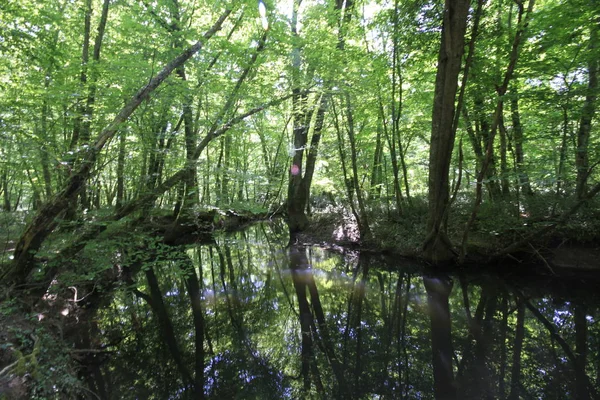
[85,222,600,399]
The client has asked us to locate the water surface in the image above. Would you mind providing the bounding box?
[87,221,600,399]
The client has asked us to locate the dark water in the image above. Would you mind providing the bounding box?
[87,221,600,399]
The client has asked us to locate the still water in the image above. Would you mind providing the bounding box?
[88,221,600,399]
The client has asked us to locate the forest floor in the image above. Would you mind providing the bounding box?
[299,195,600,279]
[1,193,600,284]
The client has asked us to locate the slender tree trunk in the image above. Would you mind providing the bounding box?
[575,19,599,200]
[344,95,371,239]
[370,124,384,198]
[76,0,111,210]
[378,95,404,215]
[115,132,126,209]
[40,95,53,200]
[333,100,362,232]
[556,104,570,197]
[475,98,502,199]
[1,170,10,211]
[68,0,92,154]
[463,109,484,177]
[287,0,353,233]
[390,0,406,212]
[499,114,511,196]
[461,0,535,261]
[302,94,328,213]
[222,134,232,204]
[510,95,532,195]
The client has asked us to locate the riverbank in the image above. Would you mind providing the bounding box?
[295,196,600,279]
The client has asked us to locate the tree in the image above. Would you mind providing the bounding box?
[422,0,470,263]
[2,7,234,286]
[575,12,599,200]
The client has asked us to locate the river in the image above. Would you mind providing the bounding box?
[83,220,600,399]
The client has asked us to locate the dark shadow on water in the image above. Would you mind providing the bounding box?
[79,222,600,399]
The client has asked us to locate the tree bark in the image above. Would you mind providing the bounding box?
[422,0,470,262]
[1,170,10,211]
[287,0,353,233]
[510,95,532,195]
[370,123,384,198]
[575,17,599,200]
[115,132,126,208]
[499,113,511,196]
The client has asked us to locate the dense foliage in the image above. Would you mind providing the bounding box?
[1,0,599,398]
[0,0,597,261]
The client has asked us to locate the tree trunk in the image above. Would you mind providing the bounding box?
[302,94,328,214]
[575,18,599,200]
[40,94,54,200]
[74,0,111,210]
[499,114,511,196]
[286,0,318,233]
[3,9,232,286]
[378,95,404,215]
[287,0,353,233]
[510,95,532,195]
[1,170,10,211]
[333,100,362,233]
[422,0,470,262]
[475,98,502,199]
[390,0,406,212]
[461,0,535,261]
[115,132,126,209]
[344,94,371,239]
[556,104,570,197]
[370,123,384,198]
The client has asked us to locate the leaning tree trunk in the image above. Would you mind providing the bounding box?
[422,0,470,263]
[1,9,232,286]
